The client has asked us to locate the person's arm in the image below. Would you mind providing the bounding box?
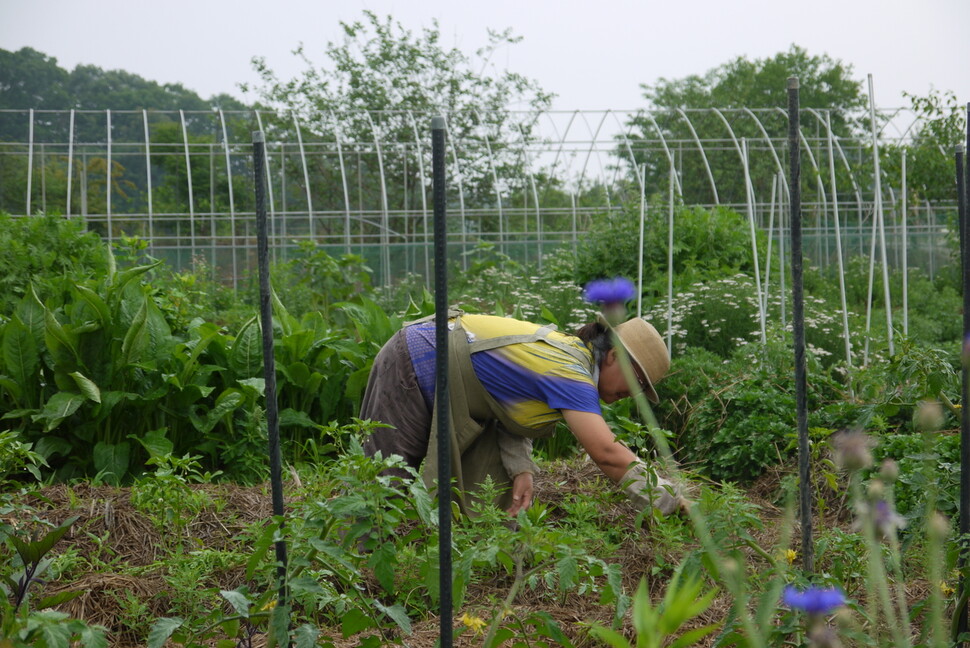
[561,408,688,515]
[560,409,638,481]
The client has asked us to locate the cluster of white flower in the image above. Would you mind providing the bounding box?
[645,272,861,360]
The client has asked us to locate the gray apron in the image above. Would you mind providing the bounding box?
[420,312,594,514]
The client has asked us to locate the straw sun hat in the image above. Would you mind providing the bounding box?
[609,317,670,403]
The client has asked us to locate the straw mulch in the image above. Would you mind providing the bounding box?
[12,460,928,648]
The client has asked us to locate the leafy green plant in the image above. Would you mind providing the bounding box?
[0,429,47,484]
[873,431,960,519]
[272,242,373,320]
[0,514,109,647]
[129,436,222,544]
[848,337,960,435]
[569,202,761,299]
[0,212,110,314]
[447,479,627,646]
[0,257,180,482]
[590,565,720,648]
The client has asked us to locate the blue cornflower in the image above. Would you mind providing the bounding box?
[583,277,636,305]
[782,585,846,615]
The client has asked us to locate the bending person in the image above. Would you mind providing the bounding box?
[359,310,686,517]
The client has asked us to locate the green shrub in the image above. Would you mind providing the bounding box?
[270,241,374,319]
[571,201,761,300]
[846,336,960,434]
[872,431,960,519]
[675,330,846,483]
[0,212,110,313]
[803,256,962,348]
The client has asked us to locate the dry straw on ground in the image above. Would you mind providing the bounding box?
[13,460,935,647]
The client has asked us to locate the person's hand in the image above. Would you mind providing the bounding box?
[622,463,691,517]
[507,472,534,516]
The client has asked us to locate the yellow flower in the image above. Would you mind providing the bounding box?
[260,599,278,612]
[460,612,487,634]
[940,581,956,597]
[784,549,798,566]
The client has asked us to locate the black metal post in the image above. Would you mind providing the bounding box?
[958,138,968,643]
[788,77,813,573]
[431,115,453,647]
[253,131,290,641]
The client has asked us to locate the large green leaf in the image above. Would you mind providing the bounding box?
[340,608,376,638]
[35,589,84,610]
[19,285,47,345]
[33,391,85,431]
[109,260,162,295]
[177,327,221,386]
[220,589,252,618]
[121,299,149,365]
[2,314,39,404]
[0,376,23,401]
[271,288,299,337]
[229,316,263,379]
[69,371,101,404]
[373,600,411,635]
[280,361,310,388]
[93,440,130,482]
[43,307,79,365]
[129,428,173,460]
[278,408,321,429]
[196,389,245,434]
[293,624,320,648]
[32,436,73,462]
[280,330,314,363]
[8,515,78,565]
[142,297,174,364]
[147,617,184,648]
[74,284,111,328]
[91,390,136,424]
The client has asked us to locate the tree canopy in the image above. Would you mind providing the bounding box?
[0,47,247,113]
[244,11,551,235]
[625,45,868,205]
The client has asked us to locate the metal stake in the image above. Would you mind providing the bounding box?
[788,77,813,573]
[957,137,968,645]
[253,130,291,645]
[431,115,453,647]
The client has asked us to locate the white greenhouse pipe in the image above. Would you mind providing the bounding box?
[868,74,895,357]
[253,111,278,263]
[66,109,75,218]
[826,112,853,370]
[179,109,196,261]
[143,110,153,252]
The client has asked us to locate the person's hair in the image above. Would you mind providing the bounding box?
[575,321,613,364]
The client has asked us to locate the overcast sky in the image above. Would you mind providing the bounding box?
[2,0,967,112]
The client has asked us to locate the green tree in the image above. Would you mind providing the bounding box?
[0,47,253,218]
[626,45,868,206]
[247,10,553,245]
[881,89,965,204]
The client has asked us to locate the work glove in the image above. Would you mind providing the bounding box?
[621,462,690,516]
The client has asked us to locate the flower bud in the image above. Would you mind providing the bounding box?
[867,479,885,499]
[878,459,899,484]
[914,400,944,432]
[832,429,875,472]
[928,512,951,540]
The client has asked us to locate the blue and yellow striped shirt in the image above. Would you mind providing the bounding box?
[406,314,601,429]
